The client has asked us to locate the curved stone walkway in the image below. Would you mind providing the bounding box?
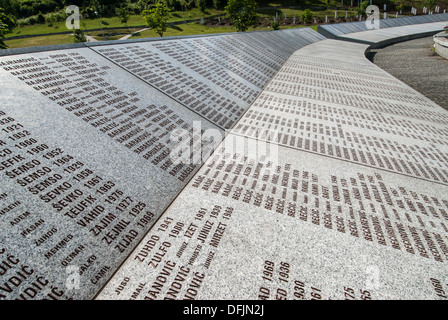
[119,28,149,40]
[368,36,448,111]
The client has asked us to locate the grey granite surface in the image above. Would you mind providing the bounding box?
[1,23,448,301]
[96,40,448,300]
[90,28,325,130]
[339,22,447,46]
[97,143,448,300]
[0,47,222,299]
[0,28,324,300]
[318,13,448,37]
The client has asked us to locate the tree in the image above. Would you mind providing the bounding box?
[355,0,370,19]
[0,23,8,49]
[301,8,313,23]
[36,11,45,24]
[182,0,194,10]
[213,0,223,9]
[0,8,13,49]
[137,0,152,12]
[143,2,170,37]
[73,28,87,43]
[225,0,259,32]
[116,5,130,30]
[196,0,206,12]
[424,0,437,10]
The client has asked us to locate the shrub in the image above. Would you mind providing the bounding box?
[73,28,86,43]
[355,0,370,18]
[26,16,38,25]
[0,8,10,49]
[196,0,206,13]
[225,0,259,32]
[143,2,170,37]
[301,9,313,24]
[36,12,45,24]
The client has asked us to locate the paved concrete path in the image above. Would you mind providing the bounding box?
[83,28,149,42]
[368,36,448,110]
[119,28,150,40]
[85,35,98,42]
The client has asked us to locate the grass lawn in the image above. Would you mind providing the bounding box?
[2,23,318,48]
[1,0,433,48]
[4,1,427,40]
[129,23,235,39]
[4,34,74,48]
[5,8,224,38]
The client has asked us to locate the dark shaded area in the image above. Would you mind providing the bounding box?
[168,25,183,31]
[369,36,448,111]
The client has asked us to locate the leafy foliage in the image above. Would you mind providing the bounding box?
[301,8,313,23]
[142,1,170,37]
[73,27,86,42]
[355,0,370,18]
[424,0,437,10]
[116,5,130,28]
[0,7,14,49]
[195,0,206,13]
[0,26,8,49]
[213,0,223,10]
[225,0,259,32]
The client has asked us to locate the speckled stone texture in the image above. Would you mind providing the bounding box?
[0,48,221,300]
[0,28,323,300]
[96,40,448,300]
[369,36,448,111]
[2,22,448,301]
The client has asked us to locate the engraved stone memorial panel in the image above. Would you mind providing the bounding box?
[96,40,448,300]
[0,48,223,299]
[97,145,448,300]
[90,28,325,130]
[1,24,448,301]
[0,28,325,300]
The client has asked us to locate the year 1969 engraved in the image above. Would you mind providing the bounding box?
[261,260,290,284]
[259,260,292,300]
[261,260,275,283]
